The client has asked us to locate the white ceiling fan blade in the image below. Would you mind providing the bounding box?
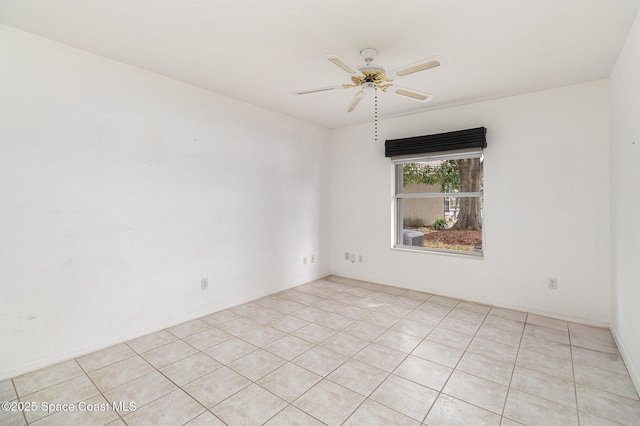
[389,85,433,102]
[345,89,368,113]
[387,55,447,79]
[293,85,347,95]
[323,54,362,75]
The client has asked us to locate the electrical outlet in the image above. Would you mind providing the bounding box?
[311,254,315,263]
[201,277,208,290]
[345,252,350,261]
[358,255,363,263]
[349,253,356,263]
[303,256,308,265]
[548,278,558,290]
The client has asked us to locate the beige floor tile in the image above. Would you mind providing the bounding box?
[292,323,336,344]
[426,327,473,350]
[576,383,640,425]
[76,343,136,373]
[416,302,454,317]
[0,379,16,401]
[391,318,435,338]
[268,315,310,333]
[405,309,445,326]
[467,336,519,364]
[500,418,525,426]
[374,330,422,353]
[526,314,568,332]
[320,332,369,357]
[370,374,438,421]
[510,366,576,408]
[159,352,222,387]
[291,306,329,322]
[401,290,432,301]
[22,375,99,423]
[327,359,389,396]
[126,330,177,354]
[488,307,527,323]
[88,355,154,392]
[578,411,622,426]
[293,379,365,426]
[238,325,286,347]
[427,295,460,308]
[199,309,240,326]
[244,307,286,324]
[569,324,618,354]
[263,405,325,425]
[182,366,250,408]
[456,301,491,314]
[211,384,287,425]
[344,398,419,426]
[438,317,481,336]
[519,334,571,360]
[343,321,387,341]
[294,292,325,305]
[365,292,396,303]
[13,359,84,397]
[571,346,628,375]
[140,340,198,369]
[475,324,523,347]
[292,346,348,377]
[104,371,177,412]
[443,370,508,414]
[336,304,373,319]
[361,311,403,328]
[183,411,226,425]
[228,349,286,381]
[257,362,321,402]
[122,389,204,426]
[504,389,578,426]
[390,295,424,309]
[204,337,257,364]
[425,394,501,426]
[483,316,526,333]
[29,394,118,426]
[456,352,514,386]
[166,319,211,339]
[447,307,487,324]
[0,404,26,426]
[376,302,413,318]
[411,340,464,368]
[352,343,406,373]
[515,349,573,381]
[268,299,306,315]
[216,317,262,336]
[330,292,362,305]
[312,298,347,313]
[574,363,639,400]
[182,327,232,351]
[394,356,452,391]
[523,323,569,344]
[263,335,314,360]
[314,313,356,331]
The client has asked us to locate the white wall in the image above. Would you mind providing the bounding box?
[610,8,640,391]
[0,25,331,380]
[330,80,610,324]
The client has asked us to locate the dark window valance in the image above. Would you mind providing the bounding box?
[385,127,487,158]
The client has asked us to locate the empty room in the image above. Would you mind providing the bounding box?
[1,1,639,425]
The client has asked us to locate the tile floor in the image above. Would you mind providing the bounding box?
[2,276,639,426]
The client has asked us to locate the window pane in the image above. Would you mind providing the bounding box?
[398,197,483,253]
[397,156,483,255]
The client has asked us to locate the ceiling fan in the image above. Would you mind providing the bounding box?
[294,48,446,113]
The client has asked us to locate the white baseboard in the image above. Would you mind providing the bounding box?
[611,326,640,396]
[0,275,330,381]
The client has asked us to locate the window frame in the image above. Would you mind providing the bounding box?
[392,149,485,257]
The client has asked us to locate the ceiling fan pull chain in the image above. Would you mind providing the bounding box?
[374,86,378,142]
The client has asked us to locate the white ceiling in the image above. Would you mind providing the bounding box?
[1,0,639,129]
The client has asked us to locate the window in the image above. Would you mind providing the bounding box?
[393,150,484,256]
